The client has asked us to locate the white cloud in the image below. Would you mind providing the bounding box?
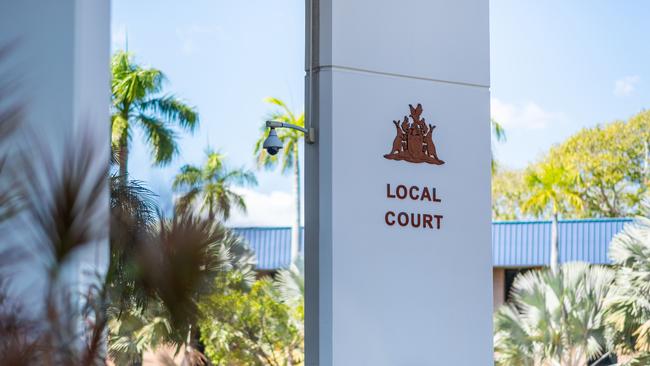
[614,75,640,97]
[491,98,564,130]
[176,25,225,55]
[228,188,295,227]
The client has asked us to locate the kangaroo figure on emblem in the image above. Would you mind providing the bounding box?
[389,119,406,154]
[384,103,445,165]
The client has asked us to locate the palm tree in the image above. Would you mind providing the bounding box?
[254,97,304,262]
[522,161,582,272]
[108,210,256,365]
[605,202,650,363]
[111,51,198,178]
[494,263,614,366]
[173,149,257,221]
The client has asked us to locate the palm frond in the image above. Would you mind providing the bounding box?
[522,161,582,218]
[108,175,159,312]
[491,118,507,142]
[226,190,247,216]
[203,150,225,179]
[15,133,109,269]
[494,263,615,365]
[275,258,304,305]
[111,51,165,104]
[139,95,199,132]
[172,165,203,190]
[605,205,650,356]
[136,213,254,331]
[215,187,232,220]
[138,114,178,166]
[175,187,201,215]
[222,167,258,187]
[263,96,296,122]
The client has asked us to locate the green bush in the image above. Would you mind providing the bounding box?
[199,277,303,365]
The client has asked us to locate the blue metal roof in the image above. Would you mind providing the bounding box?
[234,218,632,270]
[492,218,631,267]
[233,227,304,270]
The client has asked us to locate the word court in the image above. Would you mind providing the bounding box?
[385,183,443,230]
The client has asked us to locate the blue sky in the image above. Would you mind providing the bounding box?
[112,0,650,226]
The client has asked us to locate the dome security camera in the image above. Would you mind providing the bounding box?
[261,120,315,156]
[263,127,283,156]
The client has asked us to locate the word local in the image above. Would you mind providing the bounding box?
[385,183,443,229]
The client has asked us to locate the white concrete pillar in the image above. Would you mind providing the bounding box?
[0,0,110,311]
[305,1,492,364]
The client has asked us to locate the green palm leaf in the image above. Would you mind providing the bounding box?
[605,204,650,360]
[140,95,198,131]
[111,51,198,175]
[173,149,257,221]
[522,161,583,217]
[494,263,614,366]
[138,115,178,166]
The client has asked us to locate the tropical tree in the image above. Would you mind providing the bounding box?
[111,51,199,178]
[254,97,304,262]
[199,277,304,366]
[548,111,650,218]
[494,263,615,366]
[173,149,257,221]
[605,202,650,364]
[522,161,583,272]
[108,209,256,364]
[492,168,529,220]
[110,148,256,363]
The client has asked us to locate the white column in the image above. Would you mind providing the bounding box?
[0,0,110,311]
[305,1,492,365]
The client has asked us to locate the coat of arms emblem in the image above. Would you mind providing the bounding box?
[384,104,444,165]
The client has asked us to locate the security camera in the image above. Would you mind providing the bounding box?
[261,120,315,155]
[263,127,283,156]
[266,146,281,156]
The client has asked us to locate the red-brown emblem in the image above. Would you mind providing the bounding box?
[384,104,444,165]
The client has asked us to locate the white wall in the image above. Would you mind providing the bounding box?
[305,1,492,364]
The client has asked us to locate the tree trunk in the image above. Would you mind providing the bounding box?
[290,144,301,264]
[118,140,128,180]
[116,109,130,181]
[551,212,559,273]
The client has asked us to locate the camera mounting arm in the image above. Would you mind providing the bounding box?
[266,120,316,144]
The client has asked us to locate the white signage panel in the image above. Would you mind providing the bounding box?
[320,69,492,365]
